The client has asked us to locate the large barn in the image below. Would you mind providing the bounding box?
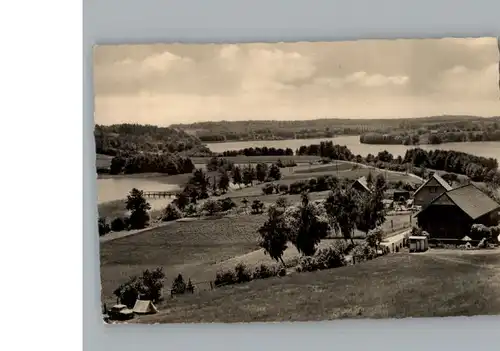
[413,173,453,207]
[415,184,500,242]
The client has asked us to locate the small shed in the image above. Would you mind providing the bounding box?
[394,190,410,202]
[408,236,429,253]
[132,300,158,315]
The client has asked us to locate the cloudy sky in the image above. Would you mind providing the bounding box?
[94,37,499,125]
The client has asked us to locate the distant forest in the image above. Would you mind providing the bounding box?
[171,115,500,143]
[360,118,500,145]
[94,123,211,157]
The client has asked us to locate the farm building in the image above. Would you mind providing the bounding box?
[408,236,429,253]
[415,184,500,242]
[413,173,453,207]
[393,190,410,202]
[351,176,371,193]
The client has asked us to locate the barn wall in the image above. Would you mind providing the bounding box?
[413,185,447,207]
[417,205,471,239]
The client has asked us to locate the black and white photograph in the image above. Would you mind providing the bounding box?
[94,37,500,324]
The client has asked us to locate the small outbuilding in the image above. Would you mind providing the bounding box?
[132,300,159,315]
[393,190,411,202]
[408,236,429,253]
[352,176,372,194]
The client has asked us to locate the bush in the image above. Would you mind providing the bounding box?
[234,263,252,283]
[113,267,165,307]
[98,217,111,236]
[252,264,275,279]
[289,180,308,195]
[161,204,183,222]
[470,223,491,241]
[251,200,265,214]
[278,184,289,193]
[183,203,198,217]
[315,245,346,269]
[111,217,127,232]
[202,199,222,216]
[296,256,321,272]
[262,183,275,195]
[352,243,377,263]
[171,273,187,295]
[217,197,236,212]
[214,269,237,287]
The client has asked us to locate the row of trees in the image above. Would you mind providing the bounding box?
[108,153,195,175]
[172,116,497,143]
[359,120,500,146]
[258,174,387,264]
[220,147,294,157]
[295,140,500,185]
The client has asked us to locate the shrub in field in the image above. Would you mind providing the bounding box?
[234,263,252,283]
[214,269,237,287]
[251,200,265,214]
[296,256,321,272]
[186,279,194,293]
[217,197,237,212]
[352,243,377,263]
[113,267,166,307]
[315,245,346,269]
[289,180,308,194]
[262,183,275,195]
[278,184,289,193]
[171,273,187,295]
[98,217,111,236]
[252,264,275,279]
[161,204,183,222]
[202,199,222,216]
[183,203,199,217]
[111,217,127,232]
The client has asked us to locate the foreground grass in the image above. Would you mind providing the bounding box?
[131,250,500,323]
[100,214,267,304]
[100,212,411,305]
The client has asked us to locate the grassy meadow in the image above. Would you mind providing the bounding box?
[129,249,500,323]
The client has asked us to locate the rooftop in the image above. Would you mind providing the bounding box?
[419,184,500,220]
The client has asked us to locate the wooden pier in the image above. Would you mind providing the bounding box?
[142,191,180,199]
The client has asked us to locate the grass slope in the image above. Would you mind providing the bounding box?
[131,249,500,323]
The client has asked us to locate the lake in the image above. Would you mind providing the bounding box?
[97,135,500,205]
[206,135,500,162]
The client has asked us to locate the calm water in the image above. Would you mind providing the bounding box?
[97,178,180,205]
[206,135,500,162]
[97,136,500,204]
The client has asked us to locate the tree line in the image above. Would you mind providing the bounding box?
[107,153,195,175]
[95,123,211,157]
[220,146,294,157]
[360,120,500,145]
[170,116,498,143]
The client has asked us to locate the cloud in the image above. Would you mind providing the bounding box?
[344,71,409,87]
[94,38,500,124]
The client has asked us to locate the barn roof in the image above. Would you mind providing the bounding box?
[418,184,500,220]
[413,173,453,195]
[353,176,371,192]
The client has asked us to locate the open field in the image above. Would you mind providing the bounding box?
[100,212,412,304]
[130,248,500,323]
